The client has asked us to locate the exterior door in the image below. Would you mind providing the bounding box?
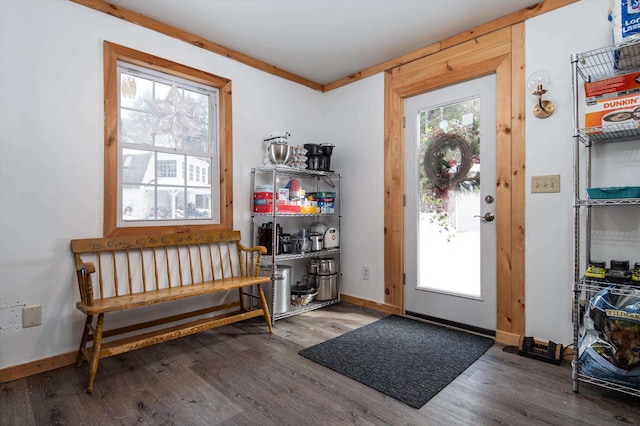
[404,74,497,332]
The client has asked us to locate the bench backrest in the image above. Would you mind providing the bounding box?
[71,230,263,303]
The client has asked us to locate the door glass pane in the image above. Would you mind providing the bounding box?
[417,96,482,297]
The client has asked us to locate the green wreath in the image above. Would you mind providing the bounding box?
[423,132,473,189]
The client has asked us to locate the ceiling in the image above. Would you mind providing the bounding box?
[107,0,542,86]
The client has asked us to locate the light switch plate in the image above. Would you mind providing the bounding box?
[531,174,560,193]
[22,305,42,327]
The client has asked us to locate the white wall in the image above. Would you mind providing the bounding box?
[523,0,638,344]
[0,0,323,369]
[0,0,632,371]
[321,74,385,301]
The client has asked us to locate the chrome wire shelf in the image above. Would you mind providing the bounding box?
[253,165,339,178]
[263,248,341,261]
[576,372,640,398]
[577,198,640,206]
[575,41,640,82]
[272,298,340,321]
[577,278,640,296]
[578,126,640,145]
[254,212,336,217]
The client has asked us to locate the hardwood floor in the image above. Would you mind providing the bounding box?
[2,302,638,425]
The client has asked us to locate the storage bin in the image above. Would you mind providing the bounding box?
[587,186,640,199]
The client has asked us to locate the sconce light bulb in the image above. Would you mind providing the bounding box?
[527,70,553,94]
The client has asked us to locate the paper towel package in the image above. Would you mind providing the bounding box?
[609,0,640,44]
[610,0,640,69]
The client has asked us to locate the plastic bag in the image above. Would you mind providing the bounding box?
[579,287,640,389]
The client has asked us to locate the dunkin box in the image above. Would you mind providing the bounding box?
[585,92,640,130]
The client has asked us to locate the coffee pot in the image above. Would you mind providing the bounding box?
[257,222,282,255]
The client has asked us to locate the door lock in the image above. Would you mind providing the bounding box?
[474,212,495,222]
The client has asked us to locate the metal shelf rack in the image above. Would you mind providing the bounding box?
[251,165,342,325]
[571,41,640,398]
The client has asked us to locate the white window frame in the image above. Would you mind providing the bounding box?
[116,62,220,228]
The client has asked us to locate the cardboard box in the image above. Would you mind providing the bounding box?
[253,198,272,206]
[253,204,272,213]
[584,72,640,101]
[310,192,336,198]
[276,205,300,213]
[253,191,273,200]
[585,93,640,129]
[255,184,274,192]
[277,188,289,200]
[300,205,318,214]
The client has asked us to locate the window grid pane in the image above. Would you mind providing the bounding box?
[117,62,219,225]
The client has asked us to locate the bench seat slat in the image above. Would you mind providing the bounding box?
[76,276,270,315]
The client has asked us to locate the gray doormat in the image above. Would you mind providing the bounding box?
[299,315,494,408]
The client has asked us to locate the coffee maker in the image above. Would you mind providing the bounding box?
[257,222,282,255]
[304,143,335,171]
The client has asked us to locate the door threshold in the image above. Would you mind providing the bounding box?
[405,311,496,338]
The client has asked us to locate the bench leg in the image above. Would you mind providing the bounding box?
[76,314,93,367]
[238,287,246,312]
[86,313,104,393]
[258,284,273,333]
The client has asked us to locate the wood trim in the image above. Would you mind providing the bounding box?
[324,0,577,92]
[385,21,527,339]
[496,330,521,346]
[495,56,514,333]
[322,43,441,93]
[219,80,234,231]
[510,23,527,335]
[0,352,77,384]
[440,0,577,50]
[392,28,512,97]
[383,71,404,309]
[102,41,234,237]
[70,0,322,91]
[340,294,402,315]
[103,42,118,236]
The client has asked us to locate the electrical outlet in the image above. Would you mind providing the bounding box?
[22,305,42,328]
[362,265,371,281]
[531,174,560,193]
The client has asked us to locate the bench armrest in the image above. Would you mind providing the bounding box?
[237,244,268,277]
[238,244,267,255]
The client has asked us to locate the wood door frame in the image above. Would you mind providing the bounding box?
[384,25,526,344]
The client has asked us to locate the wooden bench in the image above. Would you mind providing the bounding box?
[70,230,272,393]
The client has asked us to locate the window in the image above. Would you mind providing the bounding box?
[103,42,233,236]
[157,160,177,178]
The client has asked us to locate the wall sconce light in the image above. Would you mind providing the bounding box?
[527,70,555,119]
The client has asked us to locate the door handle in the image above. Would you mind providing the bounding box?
[474,212,495,222]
